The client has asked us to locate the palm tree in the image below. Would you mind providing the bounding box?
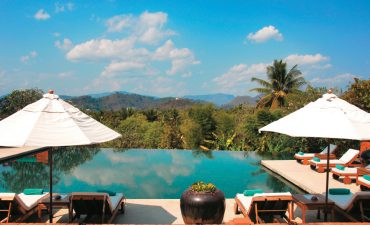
[250,60,306,109]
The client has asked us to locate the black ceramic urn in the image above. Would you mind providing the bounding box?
[180,188,226,224]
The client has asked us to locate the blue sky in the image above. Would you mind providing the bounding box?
[0,0,369,97]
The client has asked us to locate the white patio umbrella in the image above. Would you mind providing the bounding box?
[259,91,370,221]
[0,90,121,222]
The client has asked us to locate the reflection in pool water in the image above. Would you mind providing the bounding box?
[0,148,302,198]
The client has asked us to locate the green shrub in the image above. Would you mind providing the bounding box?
[190,181,216,193]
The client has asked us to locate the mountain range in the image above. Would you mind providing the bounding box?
[62,91,258,111]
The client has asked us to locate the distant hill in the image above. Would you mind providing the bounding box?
[67,93,200,111]
[183,93,235,106]
[223,96,258,108]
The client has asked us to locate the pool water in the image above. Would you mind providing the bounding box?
[0,148,302,198]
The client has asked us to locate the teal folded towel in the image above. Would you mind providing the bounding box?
[243,189,263,196]
[97,189,116,196]
[297,151,304,156]
[23,188,44,195]
[329,188,350,195]
[313,157,320,162]
[335,165,345,170]
[364,175,370,181]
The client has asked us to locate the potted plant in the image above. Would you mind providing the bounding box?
[180,181,225,224]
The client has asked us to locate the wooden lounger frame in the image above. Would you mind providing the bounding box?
[69,193,125,224]
[0,194,49,223]
[331,168,358,184]
[295,153,336,165]
[234,195,293,224]
[356,168,370,190]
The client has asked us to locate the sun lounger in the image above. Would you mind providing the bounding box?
[69,192,125,223]
[332,165,370,184]
[294,144,337,165]
[328,191,370,222]
[0,192,49,222]
[234,192,293,223]
[309,149,359,173]
[356,168,370,191]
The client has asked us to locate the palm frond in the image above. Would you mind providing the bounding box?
[251,77,272,88]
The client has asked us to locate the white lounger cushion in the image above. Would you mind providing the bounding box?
[310,159,344,165]
[328,191,370,211]
[331,167,358,175]
[236,192,291,213]
[358,177,370,186]
[16,193,48,211]
[295,153,315,158]
[338,149,359,163]
[0,193,16,199]
[108,193,123,212]
[309,149,359,165]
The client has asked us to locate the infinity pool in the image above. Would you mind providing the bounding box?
[0,148,302,198]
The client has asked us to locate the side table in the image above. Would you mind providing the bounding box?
[37,194,71,222]
[292,194,335,223]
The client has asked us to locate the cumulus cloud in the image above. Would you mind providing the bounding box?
[20,51,38,63]
[67,11,198,95]
[153,40,200,75]
[101,61,146,77]
[310,73,359,87]
[34,9,50,20]
[247,25,283,43]
[105,11,175,44]
[285,54,328,65]
[66,38,136,60]
[58,71,73,78]
[55,2,74,13]
[54,38,73,51]
[106,15,133,32]
[213,63,268,95]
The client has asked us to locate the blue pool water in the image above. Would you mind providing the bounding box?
[0,148,302,198]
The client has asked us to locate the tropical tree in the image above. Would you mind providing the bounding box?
[250,60,306,109]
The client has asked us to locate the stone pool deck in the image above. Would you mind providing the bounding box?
[261,160,361,193]
[45,198,342,224]
[47,198,243,224]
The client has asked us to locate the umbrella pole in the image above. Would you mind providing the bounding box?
[49,148,53,223]
[324,144,330,221]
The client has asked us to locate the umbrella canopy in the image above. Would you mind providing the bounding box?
[0,90,121,223]
[0,92,121,147]
[258,92,370,222]
[259,93,370,141]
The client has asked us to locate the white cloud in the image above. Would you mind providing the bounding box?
[55,2,74,13]
[58,71,73,78]
[20,51,38,63]
[285,54,329,65]
[213,63,268,95]
[101,61,145,77]
[310,73,359,87]
[34,9,50,20]
[153,40,200,75]
[105,11,175,44]
[66,38,137,60]
[54,38,73,51]
[106,15,133,32]
[53,32,61,37]
[247,25,283,43]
